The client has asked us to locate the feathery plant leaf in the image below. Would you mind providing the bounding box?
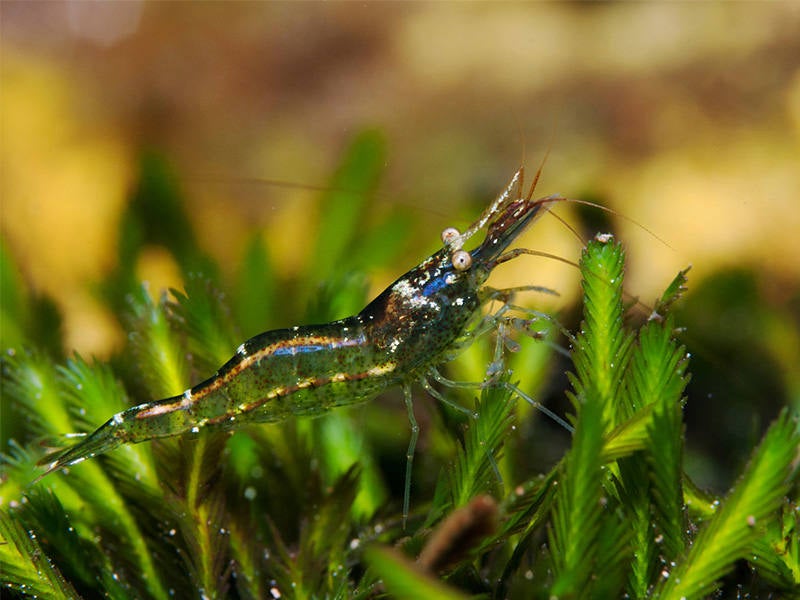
[0,503,81,600]
[264,468,360,599]
[567,237,633,428]
[601,404,656,461]
[493,469,559,597]
[169,460,230,600]
[616,316,690,597]
[169,273,240,373]
[652,266,691,319]
[549,389,607,597]
[500,469,559,540]
[624,317,689,415]
[430,377,516,525]
[2,354,170,598]
[7,487,132,599]
[125,284,189,399]
[593,503,633,599]
[550,237,630,597]
[641,319,689,563]
[617,453,656,598]
[749,500,800,593]
[3,350,72,440]
[657,408,800,599]
[44,460,168,597]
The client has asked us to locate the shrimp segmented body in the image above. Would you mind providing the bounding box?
[39,169,562,505]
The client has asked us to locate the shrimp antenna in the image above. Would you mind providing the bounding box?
[525,113,561,202]
[541,196,674,251]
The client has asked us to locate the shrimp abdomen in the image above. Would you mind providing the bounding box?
[38,320,400,477]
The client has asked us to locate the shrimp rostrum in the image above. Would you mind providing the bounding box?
[39,169,563,504]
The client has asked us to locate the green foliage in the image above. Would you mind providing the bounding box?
[657,408,799,599]
[438,381,517,518]
[2,138,798,598]
[364,546,468,600]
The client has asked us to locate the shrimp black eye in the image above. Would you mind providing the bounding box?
[451,250,472,271]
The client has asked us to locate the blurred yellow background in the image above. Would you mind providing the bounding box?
[2,2,799,357]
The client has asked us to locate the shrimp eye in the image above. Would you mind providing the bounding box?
[441,227,462,248]
[451,249,472,271]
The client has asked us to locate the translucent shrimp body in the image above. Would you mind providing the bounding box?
[39,169,551,483]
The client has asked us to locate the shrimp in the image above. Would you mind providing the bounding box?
[37,167,572,518]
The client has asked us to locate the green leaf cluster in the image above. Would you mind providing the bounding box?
[2,136,798,598]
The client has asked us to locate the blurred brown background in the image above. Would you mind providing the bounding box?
[2,2,799,485]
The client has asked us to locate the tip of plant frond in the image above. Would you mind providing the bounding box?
[650,266,692,320]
